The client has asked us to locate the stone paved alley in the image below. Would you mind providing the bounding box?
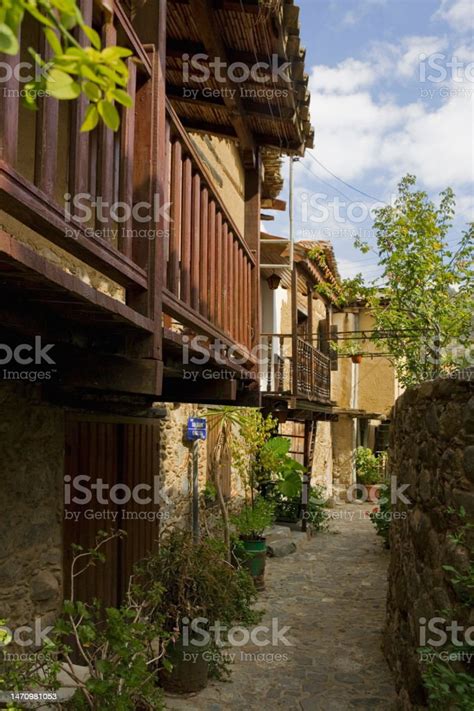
[166,504,397,711]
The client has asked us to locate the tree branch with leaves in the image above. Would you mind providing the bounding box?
[0,0,132,130]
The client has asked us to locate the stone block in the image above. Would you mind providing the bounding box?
[267,539,297,558]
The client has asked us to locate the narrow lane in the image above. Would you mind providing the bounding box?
[166,504,397,711]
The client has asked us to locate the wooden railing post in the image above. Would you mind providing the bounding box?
[244,156,261,351]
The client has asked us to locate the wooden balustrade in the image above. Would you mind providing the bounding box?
[163,102,256,355]
[261,334,331,403]
[0,1,161,329]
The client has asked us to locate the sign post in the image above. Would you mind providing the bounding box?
[186,418,207,542]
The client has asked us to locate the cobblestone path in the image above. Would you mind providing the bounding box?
[166,504,397,711]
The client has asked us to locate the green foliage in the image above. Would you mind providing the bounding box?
[259,436,305,498]
[0,0,132,130]
[369,483,391,547]
[442,562,474,607]
[231,497,276,539]
[347,174,474,387]
[355,446,382,485]
[0,533,166,710]
[138,530,260,680]
[305,485,329,531]
[139,530,259,631]
[420,645,474,710]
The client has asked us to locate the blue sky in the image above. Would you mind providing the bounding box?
[269,0,474,282]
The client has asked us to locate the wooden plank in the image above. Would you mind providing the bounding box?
[222,223,228,333]
[96,21,117,235]
[166,102,255,264]
[244,162,261,350]
[180,157,192,304]
[168,140,182,295]
[215,211,223,328]
[199,188,209,318]
[233,241,239,343]
[0,30,20,166]
[188,0,256,167]
[118,59,137,259]
[34,32,59,196]
[191,173,201,311]
[163,117,171,284]
[69,0,93,201]
[162,288,256,366]
[239,248,245,345]
[0,161,147,288]
[0,229,154,331]
[208,200,216,322]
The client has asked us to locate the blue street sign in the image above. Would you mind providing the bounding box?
[186,417,207,441]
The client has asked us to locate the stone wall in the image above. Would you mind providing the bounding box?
[0,383,64,630]
[157,403,246,531]
[384,377,474,708]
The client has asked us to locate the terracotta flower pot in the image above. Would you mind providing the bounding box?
[351,354,363,364]
[366,484,382,503]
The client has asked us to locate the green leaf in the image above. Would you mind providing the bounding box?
[101,46,133,61]
[80,104,99,132]
[44,28,62,55]
[0,22,19,54]
[109,88,132,108]
[82,24,101,50]
[97,99,120,131]
[46,68,81,99]
[25,5,55,28]
[83,81,101,102]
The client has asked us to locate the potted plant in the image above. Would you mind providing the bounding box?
[231,497,275,590]
[355,446,382,502]
[335,338,365,364]
[258,436,305,523]
[139,530,258,694]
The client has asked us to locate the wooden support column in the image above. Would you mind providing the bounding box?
[291,263,299,398]
[69,0,93,201]
[0,36,20,166]
[244,155,261,352]
[35,32,59,196]
[199,188,209,317]
[119,58,137,259]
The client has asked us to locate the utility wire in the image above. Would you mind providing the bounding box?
[307,151,388,204]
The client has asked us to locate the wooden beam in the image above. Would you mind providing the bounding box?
[0,161,147,289]
[60,351,162,397]
[0,230,154,332]
[188,0,256,167]
[261,198,287,211]
[166,84,295,121]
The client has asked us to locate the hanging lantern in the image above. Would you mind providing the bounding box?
[267,273,281,290]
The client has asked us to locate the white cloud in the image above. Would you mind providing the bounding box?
[435,0,474,31]
[396,36,449,78]
[315,59,378,93]
[309,49,474,193]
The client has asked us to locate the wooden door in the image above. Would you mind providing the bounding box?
[64,418,161,607]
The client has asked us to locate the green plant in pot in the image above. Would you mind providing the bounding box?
[355,446,382,502]
[258,436,305,522]
[231,497,275,590]
[138,531,259,694]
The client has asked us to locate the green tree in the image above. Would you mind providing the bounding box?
[345,175,473,388]
[0,0,132,130]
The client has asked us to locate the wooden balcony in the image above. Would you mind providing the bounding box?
[162,102,257,365]
[262,333,331,404]
[0,0,258,402]
[0,0,165,398]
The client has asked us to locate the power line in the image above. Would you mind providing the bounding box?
[307,151,388,204]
